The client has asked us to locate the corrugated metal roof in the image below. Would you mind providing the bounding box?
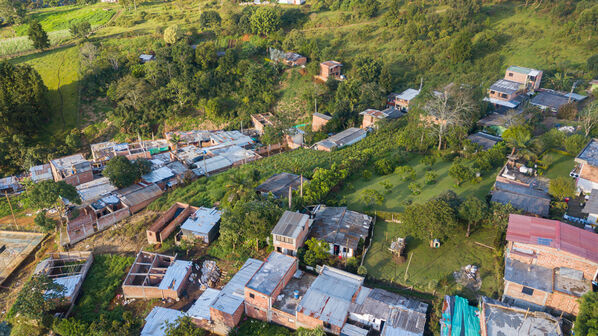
[210,258,263,315]
[246,252,295,296]
[120,183,163,207]
[158,260,192,290]
[271,211,310,239]
[576,138,598,166]
[506,214,598,263]
[142,166,175,183]
[395,88,420,101]
[76,177,117,203]
[489,79,522,94]
[187,288,220,320]
[491,190,550,217]
[180,207,221,236]
[481,297,562,336]
[310,206,372,250]
[313,112,332,120]
[141,306,185,336]
[341,323,369,336]
[297,266,363,328]
[29,164,53,182]
[530,91,570,111]
[507,66,536,75]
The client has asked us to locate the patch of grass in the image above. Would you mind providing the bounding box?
[10,46,81,134]
[0,29,71,56]
[340,154,499,213]
[13,4,116,36]
[363,220,502,298]
[73,254,134,322]
[542,151,575,180]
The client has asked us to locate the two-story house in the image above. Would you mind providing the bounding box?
[271,211,311,256]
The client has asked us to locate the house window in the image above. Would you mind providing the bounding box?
[249,293,255,299]
[521,286,534,295]
[508,72,513,77]
[490,90,495,94]
[323,322,331,329]
[501,93,507,98]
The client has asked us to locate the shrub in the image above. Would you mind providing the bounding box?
[374,158,394,175]
[379,181,393,193]
[362,169,372,180]
[424,171,437,184]
[408,182,422,195]
[357,265,368,276]
[395,166,416,181]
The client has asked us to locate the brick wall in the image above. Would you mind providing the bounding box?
[245,303,268,321]
[312,115,330,132]
[271,308,297,329]
[546,290,580,315]
[97,208,131,231]
[210,304,244,329]
[509,242,598,280]
[362,116,376,129]
[503,281,549,307]
[63,171,94,186]
[245,288,269,310]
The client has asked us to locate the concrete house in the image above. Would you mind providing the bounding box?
[313,128,367,152]
[503,214,598,315]
[308,205,372,258]
[122,251,192,300]
[256,173,308,199]
[271,211,312,256]
[312,113,332,132]
[318,61,343,81]
[387,88,420,111]
[574,138,598,194]
[34,251,93,313]
[50,154,93,186]
[359,107,404,129]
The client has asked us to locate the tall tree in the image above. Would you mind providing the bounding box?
[422,87,476,150]
[27,20,50,51]
[27,180,80,210]
[458,196,487,237]
[69,21,91,39]
[548,176,576,200]
[103,156,150,188]
[250,7,281,36]
[579,101,598,138]
[164,316,205,336]
[0,0,26,24]
[401,198,457,241]
[0,62,48,139]
[199,10,221,29]
[502,125,531,156]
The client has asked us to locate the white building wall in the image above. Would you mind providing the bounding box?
[576,177,598,194]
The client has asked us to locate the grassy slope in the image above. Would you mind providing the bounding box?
[340,154,500,213]
[9,46,81,134]
[542,151,576,180]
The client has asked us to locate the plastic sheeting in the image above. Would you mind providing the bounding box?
[440,295,480,336]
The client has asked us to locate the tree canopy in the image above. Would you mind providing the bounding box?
[548,176,576,200]
[27,20,50,50]
[9,274,66,320]
[103,156,151,188]
[401,198,457,241]
[27,180,80,209]
[0,62,48,140]
[574,291,598,336]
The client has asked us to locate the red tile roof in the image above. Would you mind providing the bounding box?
[507,214,598,264]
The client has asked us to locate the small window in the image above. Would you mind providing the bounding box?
[249,293,255,299]
[522,286,534,295]
[323,322,331,329]
[508,72,513,77]
[501,93,507,98]
[490,90,495,94]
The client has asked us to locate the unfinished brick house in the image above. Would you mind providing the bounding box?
[505,65,543,91]
[147,202,195,244]
[318,61,343,81]
[34,251,93,314]
[50,154,94,186]
[312,113,331,132]
[122,251,192,300]
[244,252,298,325]
[271,211,311,256]
[359,107,404,129]
[387,88,420,111]
[251,113,275,135]
[483,66,542,111]
[503,214,598,315]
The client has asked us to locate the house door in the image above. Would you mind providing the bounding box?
[333,245,340,255]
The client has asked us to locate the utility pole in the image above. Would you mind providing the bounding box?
[300,175,303,198]
[404,252,413,282]
[5,191,18,230]
[288,186,292,209]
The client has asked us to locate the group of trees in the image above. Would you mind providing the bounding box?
[103,156,151,188]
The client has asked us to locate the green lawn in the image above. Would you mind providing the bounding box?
[339,154,500,213]
[10,46,81,134]
[542,151,576,180]
[364,220,502,298]
[12,4,116,36]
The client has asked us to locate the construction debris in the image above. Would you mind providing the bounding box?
[389,237,406,263]
[453,264,482,291]
[200,260,220,289]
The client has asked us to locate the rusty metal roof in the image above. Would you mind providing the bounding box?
[506,214,598,264]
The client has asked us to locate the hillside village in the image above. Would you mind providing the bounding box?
[1,0,598,335]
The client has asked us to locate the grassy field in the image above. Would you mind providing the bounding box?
[542,151,576,180]
[0,29,71,56]
[363,220,502,298]
[11,4,116,36]
[339,154,500,213]
[10,46,81,134]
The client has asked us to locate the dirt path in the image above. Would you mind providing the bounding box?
[299,20,376,32]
